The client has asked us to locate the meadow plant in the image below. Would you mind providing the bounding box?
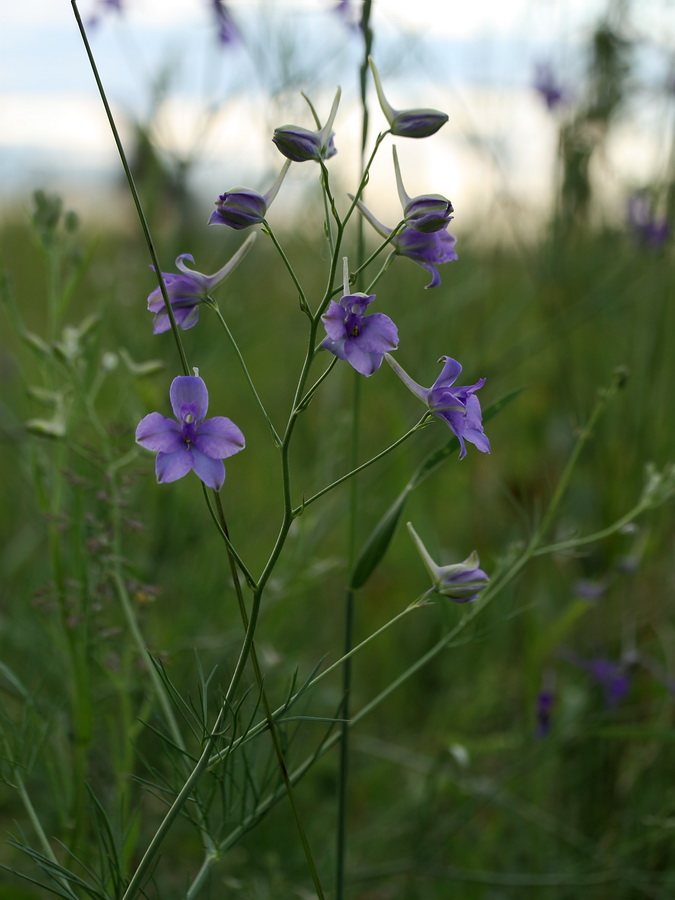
[2,2,675,898]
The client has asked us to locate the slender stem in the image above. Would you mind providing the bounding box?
[293,416,427,515]
[262,219,310,315]
[209,303,281,445]
[296,356,338,411]
[71,0,190,376]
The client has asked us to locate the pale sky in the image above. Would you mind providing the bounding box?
[1,0,673,227]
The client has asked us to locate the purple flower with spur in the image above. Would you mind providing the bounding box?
[369,57,448,138]
[392,145,453,233]
[533,63,568,111]
[385,354,489,459]
[210,0,241,46]
[321,293,398,376]
[407,523,489,603]
[627,192,669,249]
[209,160,290,230]
[147,234,255,334]
[273,89,341,163]
[352,197,457,289]
[135,375,244,491]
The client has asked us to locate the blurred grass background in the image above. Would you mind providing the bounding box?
[1,2,675,898]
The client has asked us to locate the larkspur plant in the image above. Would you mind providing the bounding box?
[3,4,675,900]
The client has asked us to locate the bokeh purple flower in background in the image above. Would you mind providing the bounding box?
[627,192,670,249]
[407,523,489,603]
[209,161,290,229]
[369,57,448,138]
[536,688,555,738]
[568,655,631,710]
[533,63,568,111]
[210,0,241,46]
[147,235,255,334]
[386,354,490,458]
[273,89,341,163]
[135,375,245,491]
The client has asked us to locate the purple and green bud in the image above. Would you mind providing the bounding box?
[369,57,448,138]
[209,160,290,229]
[407,523,489,603]
[393,145,453,233]
[147,234,255,334]
[273,88,341,162]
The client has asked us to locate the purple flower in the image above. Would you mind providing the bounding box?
[393,145,453,233]
[533,63,567,111]
[577,657,631,710]
[407,523,489,603]
[352,198,457,288]
[209,161,290,230]
[135,375,245,491]
[536,689,555,738]
[369,57,448,138]
[273,89,341,163]
[627,192,669,249]
[147,235,255,334]
[332,0,361,32]
[211,0,241,46]
[386,355,490,459]
[321,294,398,377]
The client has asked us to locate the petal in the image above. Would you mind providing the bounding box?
[433,356,462,389]
[355,313,399,353]
[152,304,200,335]
[193,416,245,459]
[384,353,429,403]
[190,448,226,490]
[344,342,382,376]
[321,336,349,361]
[155,448,193,483]
[170,376,209,422]
[322,301,349,341]
[135,413,183,452]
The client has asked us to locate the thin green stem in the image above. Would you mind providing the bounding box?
[209,303,281,445]
[71,0,190,376]
[262,219,310,315]
[293,415,427,515]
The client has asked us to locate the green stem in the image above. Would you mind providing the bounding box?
[71,0,190,376]
[262,219,310,315]
[293,416,427,515]
[210,303,281,445]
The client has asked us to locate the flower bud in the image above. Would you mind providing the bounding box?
[407,523,489,603]
[393,146,453,232]
[369,57,448,139]
[273,88,341,163]
[209,160,290,229]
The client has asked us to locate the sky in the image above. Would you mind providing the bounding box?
[1,0,674,229]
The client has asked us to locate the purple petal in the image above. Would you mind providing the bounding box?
[170,377,209,422]
[355,313,399,353]
[343,343,382,376]
[156,448,193,483]
[135,413,183,452]
[193,416,245,459]
[432,356,462,389]
[322,301,349,341]
[190,448,226,490]
[152,304,201,335]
